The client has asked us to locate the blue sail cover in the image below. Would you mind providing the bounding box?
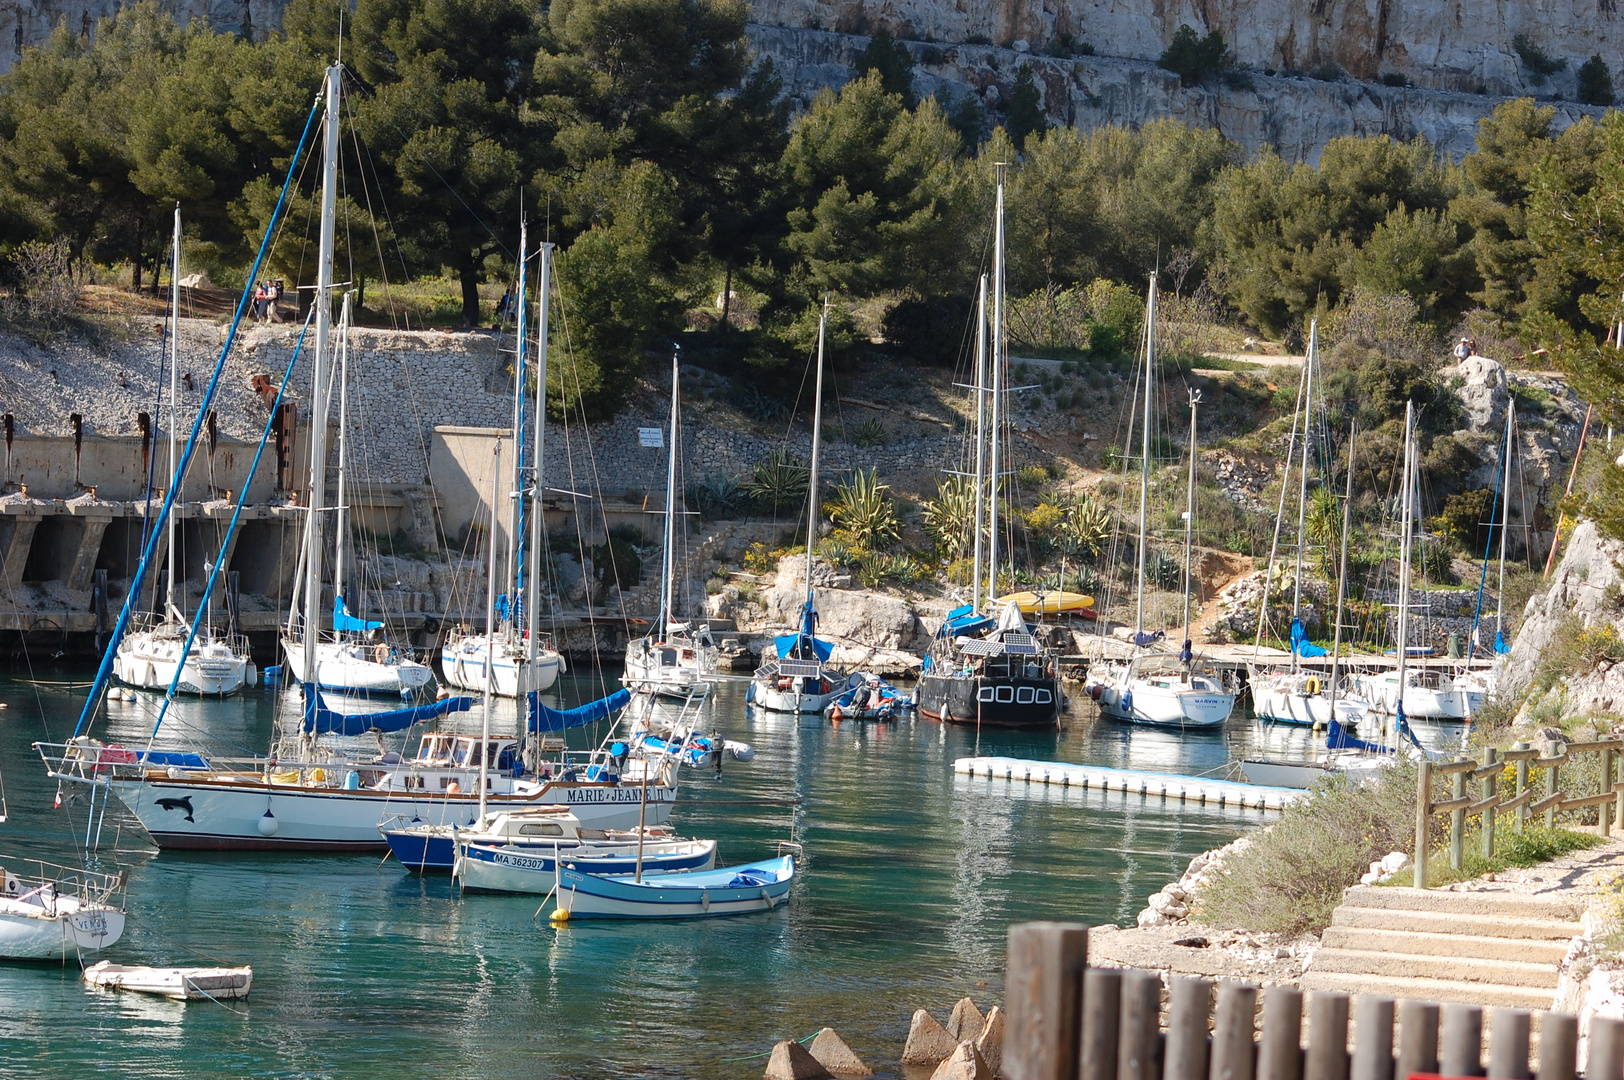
[333,596,383,634]
[1132,630,1163,647]
[1325,719,1394,756]
[775,633,833,663]
[529,688,631,733]
[1291,618,1328,657]
[302,687,473,736]
[1495,630,1510,655]
[940,605,995,639]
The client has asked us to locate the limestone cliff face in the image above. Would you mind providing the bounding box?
[750,0,1624,97]
[0,0,285,70]
[751,25,1607,160]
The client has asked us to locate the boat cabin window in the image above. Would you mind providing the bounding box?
[977,687,995,702]
[660,649,678,666]
[1035,689,1052,704]
[995,686,1014,703]
[518,823,565,837]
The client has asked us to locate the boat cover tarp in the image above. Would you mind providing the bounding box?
[1325,719,1393,756]
[528,687,631,733]
[939,605,995,639]
[332,596,382,634]
[1132,630,1164,647]
[1495,630,1510,655]
[302,688,473,736]
[996,600,1028,634]
[138,750,210,769]
[1291,619,1328,657]
[774,634,833,663]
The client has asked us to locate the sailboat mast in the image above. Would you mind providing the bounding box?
[1395,403,1416,713]
[987,171,1005,606]
[301,62,341,693]
[166,207,181,621]
[805,299,828,621]
[526,242,553,678]
[660,351,680,636]
[1329,422,1357,711]
[971,274,988,613]
[1291,321,1317,640]
[1135,274,1156,642]
[1494,405,1514,639]
[334,292,350,615]
[504,222,528,641]
[1182,388,1200,637]
[478,444,501,822]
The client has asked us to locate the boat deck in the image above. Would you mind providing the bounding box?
[953,756,1306,811]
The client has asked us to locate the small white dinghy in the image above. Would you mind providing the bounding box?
[83,960,252,1001]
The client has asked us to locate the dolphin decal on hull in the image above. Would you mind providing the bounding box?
[155,796,195,822]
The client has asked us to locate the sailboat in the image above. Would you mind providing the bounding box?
[1456,402,1518,711]
[622,351,718,696]
[1083,276,1236,730]
[1356,402,1472,720]
[115,207,251,697]
[917,172,1062,728]
[279,291,434,699]
[748,301,844,714]
[40,63,680,852]
[440,224,566,698]
[1248,324,1370,728]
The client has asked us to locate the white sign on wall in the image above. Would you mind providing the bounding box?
[638,427,664,449]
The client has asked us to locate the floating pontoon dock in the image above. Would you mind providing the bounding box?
[953,756,1305,811]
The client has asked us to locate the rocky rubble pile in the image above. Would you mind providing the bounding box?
[1138,835,1253,928]
[1206,452,1273,516]
[1206,571,1325,643]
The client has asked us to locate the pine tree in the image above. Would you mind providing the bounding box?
[1578,54,1616,106]
[1006,64,1048,151]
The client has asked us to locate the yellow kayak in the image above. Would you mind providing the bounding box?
[996,591,1095,615]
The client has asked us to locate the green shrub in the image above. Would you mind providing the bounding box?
[852,417,888,447]
[1157,25,1230,87]
[882,293,974,366]
[1579,54,1616,106]
[1512,34,1567,84]
[1201,764,1419,934]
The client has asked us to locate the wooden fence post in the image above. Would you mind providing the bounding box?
[1482,747,1499,861]
[1414,761,1432,890]
[1590,1016,1624,1080]
[1396,1000,1439,1080]
[1350,997,1394,1080]
[1305,993,1349,1080]
[1451,767,1467,871]
[1440,1003,1481,1079]
[1538,1012,1578,1080]
[1164,977,1212,1080]
[1513,741,1529,833]
[1259,987,1303,1080]
[1117,970,1162,1080]
[1081,968,1122,1080]
[1487,1009,1530,1080]
[1614,746,1624,839]
[1602,747,1615,839]
[1005,922,1088,1080]
[1546,741,1561,830]
[1210,981,1257,1080]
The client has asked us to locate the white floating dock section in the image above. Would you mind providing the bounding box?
[954,756,1306,811]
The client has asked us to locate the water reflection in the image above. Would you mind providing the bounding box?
[0,667,1358,1078]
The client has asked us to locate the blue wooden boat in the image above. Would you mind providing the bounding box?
[553,855,795,920]
[457,837,716,894]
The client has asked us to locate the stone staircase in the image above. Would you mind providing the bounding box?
[1300,886,1584,1009]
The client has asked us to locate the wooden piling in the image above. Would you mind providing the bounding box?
[1396,1001,1439,1080]
[1209,981,1257,1080]
[1258,987,1303,1080]
[1004,922,1087,1080]
[1081,968,1122,1080]
[1305,993,1349,1080]
[1164,977,1212,1080]
[1117,970,1161,1080]
[1538,1012,1578,1080]
[1440,1003,1481,1079]
[1349,997,1394,1080]
[1487,1009,1530,1080]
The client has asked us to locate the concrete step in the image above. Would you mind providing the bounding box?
[1341,886,1586,921]
[1299,970,1556,1011]
[1320,926,1570,965]
[1330,906,1581,942]
[1309,947,1560,989]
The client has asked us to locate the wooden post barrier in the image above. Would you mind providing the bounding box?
[1003,928,1614,1080]
[1005,922,1087,1080]
[1411,736,1624,888]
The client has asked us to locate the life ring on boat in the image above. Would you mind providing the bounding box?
[1305,676,1322,695]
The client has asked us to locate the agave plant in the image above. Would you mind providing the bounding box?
[829,468,901,552]
[747,450,809,514]
[923,475,976,559]
[687,473,744,519]
[1060,494,1113,558]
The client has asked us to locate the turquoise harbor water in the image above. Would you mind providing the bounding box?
[0,669,1353,1078]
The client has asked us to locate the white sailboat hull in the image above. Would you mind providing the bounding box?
[439,636,563,696]
[1357,672,1472,719]
[622,637,718,697]
[750,682,841,714]
[0,896,124,959]
[282,639,435,697]
[116,634,248,696]
[110,776,675,851]
[1087,670,1235,730]
[1239,755,1391,789]
[1251,681,1371,728]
